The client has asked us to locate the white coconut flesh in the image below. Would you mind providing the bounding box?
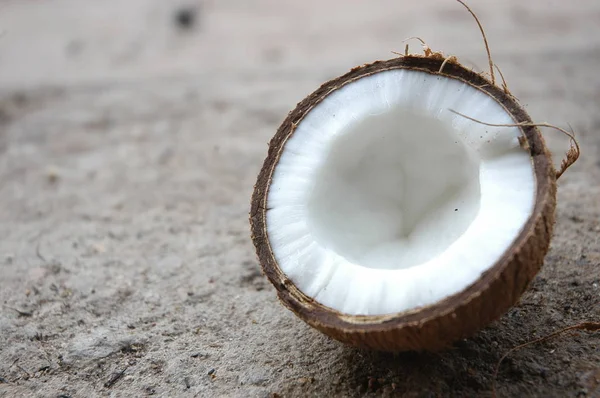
[266,69,535,316]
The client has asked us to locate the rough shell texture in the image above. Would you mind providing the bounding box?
[249,56,557,352]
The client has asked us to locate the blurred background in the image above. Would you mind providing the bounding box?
[1,0,597,166]
[1,1,599,397]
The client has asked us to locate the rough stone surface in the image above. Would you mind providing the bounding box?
[0,1,599,397]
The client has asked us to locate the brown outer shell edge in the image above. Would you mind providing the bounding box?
[249,56,557,351]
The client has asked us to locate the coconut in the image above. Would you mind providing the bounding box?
[249,9,578,351]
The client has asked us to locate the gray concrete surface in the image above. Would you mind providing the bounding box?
[0,1,599,397]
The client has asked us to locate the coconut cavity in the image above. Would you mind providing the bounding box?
[266,68,536,316]
[308,108,481,270]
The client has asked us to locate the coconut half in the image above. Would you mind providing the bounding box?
[250,56,556,351]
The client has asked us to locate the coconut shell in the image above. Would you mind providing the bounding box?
[249,56,557,351]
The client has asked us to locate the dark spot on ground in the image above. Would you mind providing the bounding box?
[174,6,198,30]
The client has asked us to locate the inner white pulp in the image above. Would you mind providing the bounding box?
[267,69,535,316]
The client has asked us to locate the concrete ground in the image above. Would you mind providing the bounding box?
[0,0,599,397]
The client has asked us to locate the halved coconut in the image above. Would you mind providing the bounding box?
[250,56,556,351]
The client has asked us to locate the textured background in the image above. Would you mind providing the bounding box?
[0,1,599,397]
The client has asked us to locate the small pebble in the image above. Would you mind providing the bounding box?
[174,7,197,30]
[46,166,60,183]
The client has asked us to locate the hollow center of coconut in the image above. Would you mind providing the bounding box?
[266,69,535,315]
[308,108,481,270]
